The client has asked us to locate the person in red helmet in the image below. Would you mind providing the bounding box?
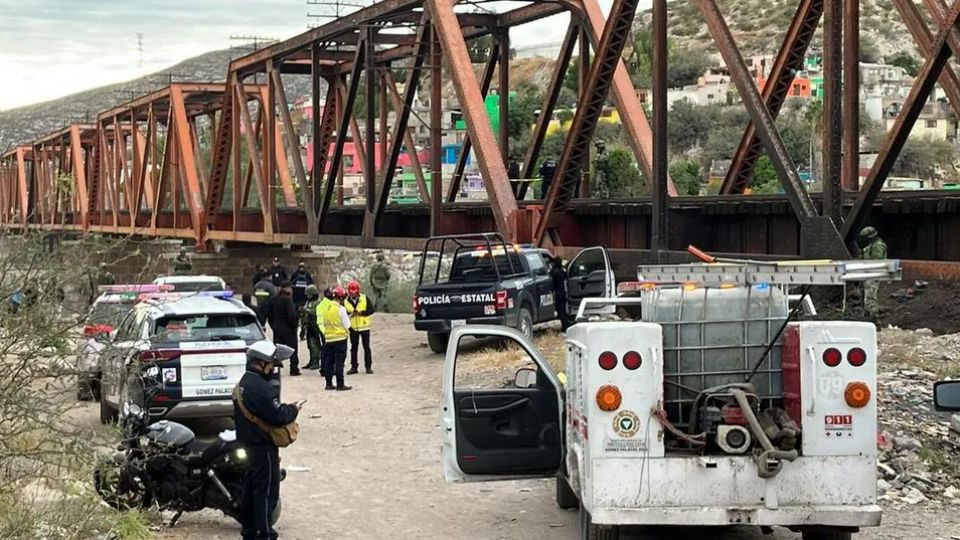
[345,280,376,374]
[319,285,352,391]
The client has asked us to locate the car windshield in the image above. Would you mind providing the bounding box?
[87,302,130,325]
[164,280,225,292]
[152,313,263,343]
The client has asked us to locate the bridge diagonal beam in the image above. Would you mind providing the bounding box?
[428,0,518,239]
[319,39,366,233]
[448,41,500,203]
[843,0,960,242]
[696,0,818,221]
[370,20,430,233]
[536,0,643,245]
[383,70,429,203]
[721,0,825,195]
[518,21,578,200]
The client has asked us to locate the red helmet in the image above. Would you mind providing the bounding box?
[333,286,347,299]
[347,280,361,295]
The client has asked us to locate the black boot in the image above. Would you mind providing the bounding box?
[336,385,352,391]
[346,368,359,375]
[365,367,374,374]
[325,380,335,390]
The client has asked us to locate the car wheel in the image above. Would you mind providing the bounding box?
[802,531,852,540]
[579,507,618,540]
[99,392,118,425]
[517,307,534,340]
[427,332,449,354]
[556,475,579,509]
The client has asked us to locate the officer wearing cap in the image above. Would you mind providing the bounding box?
[234,341,301,540]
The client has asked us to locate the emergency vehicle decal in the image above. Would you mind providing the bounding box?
[612,410,640,437]
[540,293,555,307]
[420,293,496,305]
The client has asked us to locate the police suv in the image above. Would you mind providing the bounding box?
[98,292,264,424]
[414,233,614,353]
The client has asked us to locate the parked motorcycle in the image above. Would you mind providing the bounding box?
[93,365,283,526]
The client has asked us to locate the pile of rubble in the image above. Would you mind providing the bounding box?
[875,328,960,506]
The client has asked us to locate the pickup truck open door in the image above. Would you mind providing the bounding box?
[566,246,615,321]
[441,325,564,482]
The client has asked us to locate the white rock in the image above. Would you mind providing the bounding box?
[945,486,960,499]
[877,479,892,493]
[902,487,927,505]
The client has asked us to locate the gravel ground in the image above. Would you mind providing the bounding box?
[69,314,960,539]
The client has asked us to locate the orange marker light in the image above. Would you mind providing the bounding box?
[844,382,871,408]
[596,385,622,412]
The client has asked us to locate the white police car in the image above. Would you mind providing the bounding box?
[98,291,264,424]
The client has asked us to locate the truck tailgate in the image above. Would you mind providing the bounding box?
[417,283,500,321]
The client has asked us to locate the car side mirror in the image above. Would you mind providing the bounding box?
[514,368,538,389]
[934,381,960,411]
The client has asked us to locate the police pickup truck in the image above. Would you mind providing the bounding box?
[414,233,614,353]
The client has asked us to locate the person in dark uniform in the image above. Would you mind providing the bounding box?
[290,261,314,310]
[267,281,301,376]
[234,340,300,540]
[254,277,279,327]
[539,159,557,200]
[268,257,288,287]
[300,285,323,371]
[549,255,570,331]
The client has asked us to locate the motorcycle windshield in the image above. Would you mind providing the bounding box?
[146,420,196,447]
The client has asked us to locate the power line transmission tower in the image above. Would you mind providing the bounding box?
[136,32,144,69]
[306,0,369,27]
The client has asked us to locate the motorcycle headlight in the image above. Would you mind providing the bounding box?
[235,448,247,461]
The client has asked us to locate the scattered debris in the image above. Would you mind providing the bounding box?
[875,328,960,507]
[286,465,312,473]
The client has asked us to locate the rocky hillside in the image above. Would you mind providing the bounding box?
[640,0,913,59]
[0,47,314,153]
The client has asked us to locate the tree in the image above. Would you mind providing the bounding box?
[669,160,702,195]
[507,84,544,159]
[667,100,720,153]
[597,147,645,197]
[750,155,782,194]
[889,52,920,77]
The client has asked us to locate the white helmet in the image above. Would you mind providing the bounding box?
[246,340,294,368]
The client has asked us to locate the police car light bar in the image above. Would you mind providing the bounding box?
[99,284,175,294]
[137,290,235,303]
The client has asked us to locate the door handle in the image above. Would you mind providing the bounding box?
[461,397,530,417]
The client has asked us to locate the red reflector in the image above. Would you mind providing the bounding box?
[622,351,642,370]
[495,290,508,310]
[847,347,867,367]
[462,455,478,461]
[412,295,420,312]
[598,351,617,370]
[138,349,181,363]
[822,348,842,367]
[152,394,172,403]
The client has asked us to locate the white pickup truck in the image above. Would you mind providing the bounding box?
[440,254,900,540]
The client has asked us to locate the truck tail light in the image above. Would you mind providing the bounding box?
[138,349,181,363]
[495,290,507,310]
[598,351,617,370]
[844,382,871,408]
[822,347,842,367]
[412,295,420,312]
[596,385,622,411]
[83,324,113,337]
[622,351,642,370]
[847,347,867,367]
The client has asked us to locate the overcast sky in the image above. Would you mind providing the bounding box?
[0,0,627,111]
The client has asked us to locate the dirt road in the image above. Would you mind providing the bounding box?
[74,314,959,539]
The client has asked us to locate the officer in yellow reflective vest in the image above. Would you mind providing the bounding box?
[318,286,352,391]
[345,280,376,375]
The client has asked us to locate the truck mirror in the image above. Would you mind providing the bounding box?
[934,381,960,411]
[514,368,538,389]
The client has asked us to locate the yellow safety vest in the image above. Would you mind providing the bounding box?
[346,294,371,331]
[319,299,348,343]
[315,298,330,335]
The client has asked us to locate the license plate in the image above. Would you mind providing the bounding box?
[451,319,466,328]
[201,366,227,381]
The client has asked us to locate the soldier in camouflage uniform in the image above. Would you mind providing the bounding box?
[368,252,391,311]
[300,284,323,371]
[858,226,887,322]
[173,248,193,276]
